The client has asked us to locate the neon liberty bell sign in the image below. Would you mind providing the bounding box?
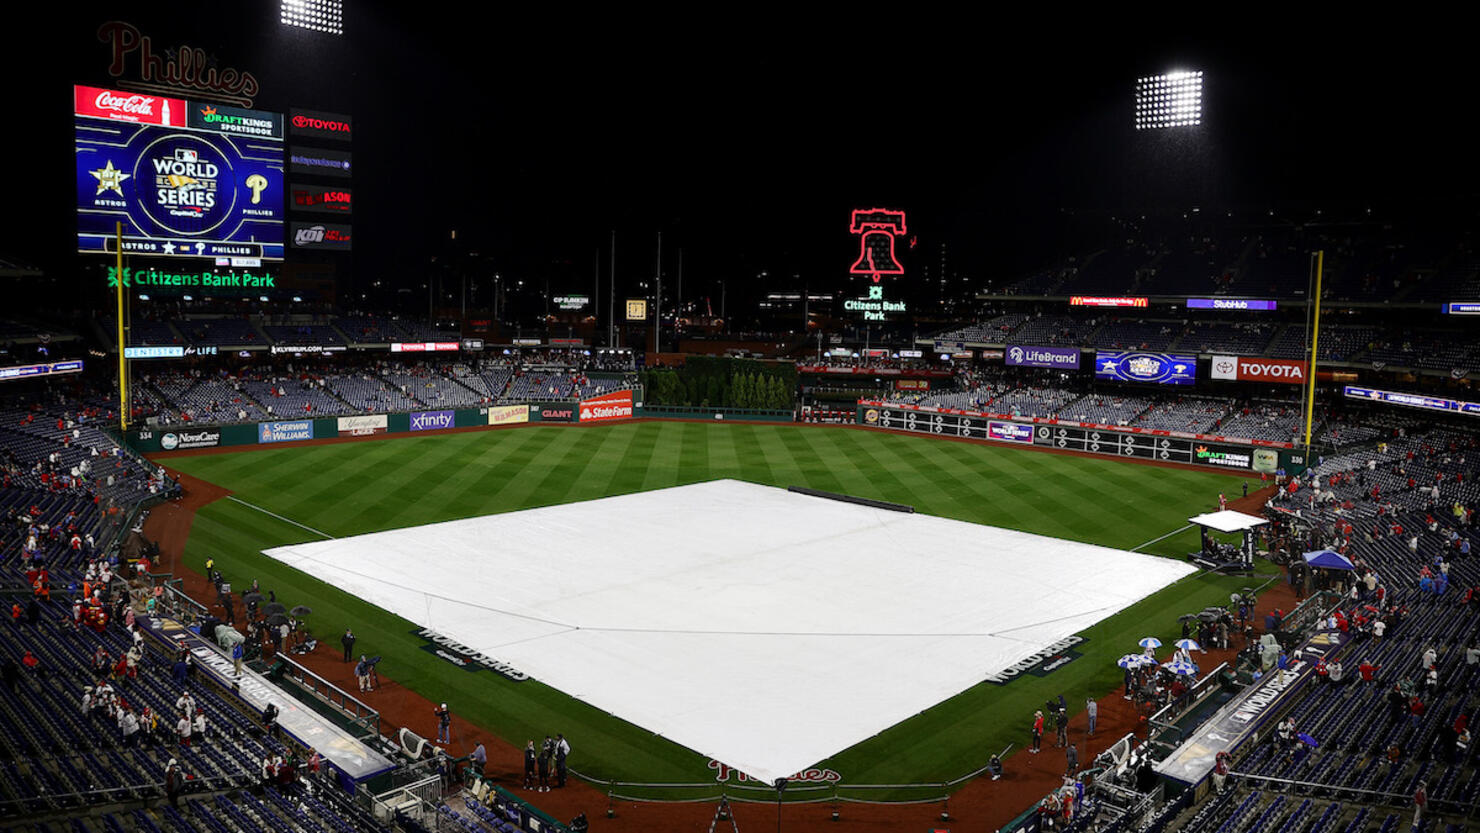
[846,208,908,320]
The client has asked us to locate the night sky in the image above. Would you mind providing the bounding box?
[8,6,1477,314]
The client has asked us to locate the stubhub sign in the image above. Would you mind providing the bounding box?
[579,390,634,423]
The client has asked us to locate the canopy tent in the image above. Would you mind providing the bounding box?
[1303,549,1355,570]
[1187,510,1269,533]
[1188,511,1268,572]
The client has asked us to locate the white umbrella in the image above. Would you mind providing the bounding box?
[1164,660,1198,676]
[1138,637,1162,649]
[1117,654,1150,669]
[1174,639,1201,652]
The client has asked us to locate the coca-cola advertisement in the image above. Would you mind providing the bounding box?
[74,84,186,126]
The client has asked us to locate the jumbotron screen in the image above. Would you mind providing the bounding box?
[74,85,285,260]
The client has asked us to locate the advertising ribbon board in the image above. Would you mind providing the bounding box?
[1005,345,1081,369]
[1210,356,1307,384]
[409,410,455,432]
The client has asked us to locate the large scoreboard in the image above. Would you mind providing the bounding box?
[857,402,1285,473]
[74,85,285,260]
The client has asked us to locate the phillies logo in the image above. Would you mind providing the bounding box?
[707,760,841,784]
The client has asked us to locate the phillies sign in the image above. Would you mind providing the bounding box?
[1210,356,1307,384]
[579,390,634,423]
[707,760,841,784]
[97,21,261,108]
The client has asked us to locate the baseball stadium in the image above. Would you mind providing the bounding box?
[2,7,1478,833]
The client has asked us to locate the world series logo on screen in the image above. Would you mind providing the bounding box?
[74,84,285,260]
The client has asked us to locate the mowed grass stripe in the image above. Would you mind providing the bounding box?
[166,422,1255,793]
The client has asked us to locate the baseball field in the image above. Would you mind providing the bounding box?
[161,421,1270,800]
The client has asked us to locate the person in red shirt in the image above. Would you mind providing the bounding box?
[1031,710,1044,753]
[1359,661,1379,682]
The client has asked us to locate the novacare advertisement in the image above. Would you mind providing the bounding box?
[579,390,634,423]
[159,429,221,450]
[488,405,530,426]
[337,414,388,437]
[259,420,314,443]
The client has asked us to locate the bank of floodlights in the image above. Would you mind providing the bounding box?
[1135,71,1202,130]
[281,0,343,35]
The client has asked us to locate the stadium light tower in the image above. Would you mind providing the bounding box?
[1134,70,1203,130]
[281,0,343,34]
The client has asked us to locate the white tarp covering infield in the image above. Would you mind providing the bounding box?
[264,479,1194,785]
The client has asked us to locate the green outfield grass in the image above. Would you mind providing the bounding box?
[163,422,1269,799]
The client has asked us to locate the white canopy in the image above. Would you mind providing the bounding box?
[1187,510,1268,534]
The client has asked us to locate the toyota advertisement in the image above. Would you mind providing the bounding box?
[289,108,353,142]
[579,390,634,423]
[1210,356,1307,385]
[1005,345,1081,369]
[1095,351,1197,385]
[75,85,285,260]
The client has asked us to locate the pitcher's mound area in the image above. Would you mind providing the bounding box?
[264,479,1192,784]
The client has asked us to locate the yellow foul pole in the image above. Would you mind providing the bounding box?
[1302,250,1324,451]
[116,221,128,431]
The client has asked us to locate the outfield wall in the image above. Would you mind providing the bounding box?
[855,401,1309,475]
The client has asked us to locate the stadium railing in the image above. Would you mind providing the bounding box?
[1147,661,1232,744]
[270,651,382,741]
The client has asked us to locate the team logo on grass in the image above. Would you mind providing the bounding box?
[984,635,1087,684]
[708,760,841,784]
[410,627,527,681]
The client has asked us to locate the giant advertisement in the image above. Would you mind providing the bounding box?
[258,420,314,443]
[75,85,285,260]
[1210,355,1307,384]
[1005,345,1081,369]
[1095,351,1197,385]
[579,390,634,423]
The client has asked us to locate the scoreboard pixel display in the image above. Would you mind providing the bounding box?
[74,85,285,260]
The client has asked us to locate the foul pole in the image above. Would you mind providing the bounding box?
[116,221,128,431]
[1301,250,1324,453]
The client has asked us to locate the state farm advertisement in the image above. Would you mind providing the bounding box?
[1210,356,1307,384]
[579,390,634,423]
[337,414,387,436]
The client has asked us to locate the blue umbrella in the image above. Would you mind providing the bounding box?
[1297,732,1319,748]
[1138,637,1162,649]
[1164,660,1198,675]
[1117,654,1150,669]
[1175,639,1201,652]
